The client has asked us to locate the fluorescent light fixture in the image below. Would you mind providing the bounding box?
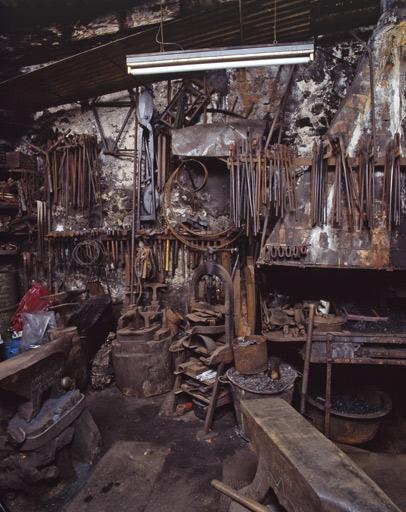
[127,42,315,76]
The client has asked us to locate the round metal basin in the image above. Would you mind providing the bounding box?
[227,363,298,440]
[306,385,392,445]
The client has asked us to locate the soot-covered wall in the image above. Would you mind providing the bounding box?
[4,2,385,303]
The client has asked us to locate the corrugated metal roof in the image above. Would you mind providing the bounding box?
[0,0,311,112]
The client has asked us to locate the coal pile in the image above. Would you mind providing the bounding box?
[235,337,259,347]
[227,363,297,394]
[314,392,382,415]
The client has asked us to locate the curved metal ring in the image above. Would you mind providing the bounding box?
[175,158,209,193]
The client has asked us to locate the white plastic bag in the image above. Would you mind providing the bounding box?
[21,311,56,350]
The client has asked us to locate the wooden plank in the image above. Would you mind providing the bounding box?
[0,335,71,382]
[293,155,406,167]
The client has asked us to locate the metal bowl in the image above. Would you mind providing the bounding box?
[306,385,392,445]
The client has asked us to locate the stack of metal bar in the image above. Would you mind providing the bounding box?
[228,137,297,237]
[383,132,402,228]
[310,141,327,227]
[30,134,102,219]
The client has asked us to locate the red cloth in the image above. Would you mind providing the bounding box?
[10,282,50,332]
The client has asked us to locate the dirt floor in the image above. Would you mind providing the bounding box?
[5,385,406,512]
[76,387,247,512]
[4,386,247,512]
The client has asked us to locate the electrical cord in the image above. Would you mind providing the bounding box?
[155,0,184,51]
[72,239,105,267]
[72,239,112,299]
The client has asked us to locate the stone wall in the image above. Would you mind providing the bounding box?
[226,38,365,156]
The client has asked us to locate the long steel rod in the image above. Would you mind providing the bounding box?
[264,65,296,149]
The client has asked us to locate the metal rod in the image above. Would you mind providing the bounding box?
[265,65,296,150]
[211,480,269,512]
[112,105,134,154]
[300,303,315,415]
[260,209,269,252]
[92,106,109,152]
[367,46,376,157]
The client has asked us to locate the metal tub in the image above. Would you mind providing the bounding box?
[306,386,392,445]
[226,364,297,441]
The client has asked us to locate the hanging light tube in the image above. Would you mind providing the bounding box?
[127,42,314,76]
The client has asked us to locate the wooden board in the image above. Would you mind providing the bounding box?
[0,335,71,382]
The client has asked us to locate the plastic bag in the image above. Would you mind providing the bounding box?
[21,311,56,350]
[10,283,50,332]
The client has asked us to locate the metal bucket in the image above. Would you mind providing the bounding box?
[232,336,268,374]
[227,363,298,441]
